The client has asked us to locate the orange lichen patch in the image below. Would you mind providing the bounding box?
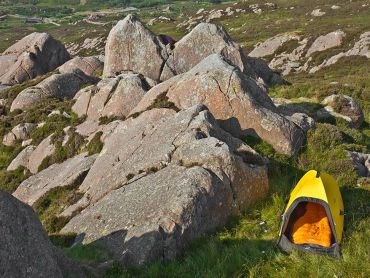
[292,202,332,248]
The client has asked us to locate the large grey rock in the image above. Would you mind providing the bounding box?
[2,123,37,146]
[72,72,154,137]
[10,72,89,111]
[103,15,168,81]
[61,105,268,266]
[0,32,70,85]
[7,145,36,171]
[59,56,104,77]
[0,191,85,278]
[103,15,284,86]
[249,34,300,58]
[131,54,304,155]
[27,135,55,174]
[13,153,97,206]
[310,32,370,73]
[306,30,345,57]
[160,22,245,80]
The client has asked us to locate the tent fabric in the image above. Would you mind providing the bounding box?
[277,170,344,257]
[291,202,331,247]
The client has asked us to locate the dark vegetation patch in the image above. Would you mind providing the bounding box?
[38,128,86,172]
[87,131,104,156]
[0,166,30,193]
[32,172,86,233]
[99,115,125,125]
[0,143,28,193]
[131,92,179,118]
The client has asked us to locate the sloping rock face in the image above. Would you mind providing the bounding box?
[306,30,345,56]
[0,191,85,278]
[160,22,245,80]
[13,153,97,206]
[0,32,70,85]
[249,34,300,58]
[103,15,168,81]
[27,135,56,174]
[131,54,304,155]
[310,31,370,73]
[61,105,269,266]
[59,56,104,77]
[7,145,36,171]
[73,72,153,120]
[10,72,91,112]
[103,15,284,86]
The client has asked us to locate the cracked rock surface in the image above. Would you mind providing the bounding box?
[13,153,97,206]
[103,14,168,81]
[61,105,269,266]
[10,71,96,112]
[132,54,305,155]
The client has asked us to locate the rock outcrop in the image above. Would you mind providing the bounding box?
[131,54,304,155]
[310,32,370,73]
[7,145,36,171]
[103,15,168,81]
[0,191,85,278]
[347,151,370,177]
[61,105,269,266]
[0,32,70,85]
[27,135,56,174]
[2,123,37,146]
[59,56,104,77]
[72,72,155,136]
[10,72,93,112]
[249,34,300,58]
[13,153,97,206]
[160,22,245,80]
[317,94,364,128]
[103,15,285,86]
[306,30,345,57]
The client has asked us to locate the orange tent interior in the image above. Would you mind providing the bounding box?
[285,202,333,248]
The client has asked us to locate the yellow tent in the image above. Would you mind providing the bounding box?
[277,170,344,257]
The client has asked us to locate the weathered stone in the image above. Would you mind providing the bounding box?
[61,105,268,266]
[160,22,245,81]
[10,72,89,111]
[249,34,300,58]
[2,131,17,146]
[0,191,85,278]
[2,123,37,146]
[310,32,370,73]
[132,54,304,155]
[306,30,345,56]
[275,103,315,132]
[59,56,104,77]
[27,135,56,174]
[13,153,97,206]
[103,15,167,81]
[101,73,151,118]
[7,145,36,171]
[0,32,70,85]
[347,151,370,177]
[319,94,364,128]
[311,9,325,17]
